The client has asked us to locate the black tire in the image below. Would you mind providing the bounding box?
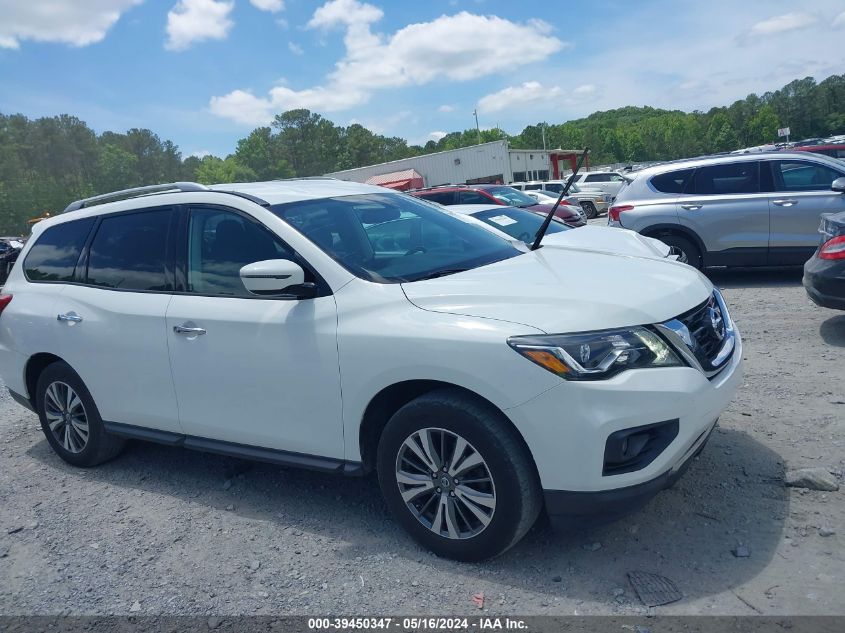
[377,388,542,561]
[581,201,598,219]
[659,234,703,270]
[35,361,125,467]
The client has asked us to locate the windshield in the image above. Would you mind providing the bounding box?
[471,208,569,245]
[483,187,538,207]
[271,193,521,283]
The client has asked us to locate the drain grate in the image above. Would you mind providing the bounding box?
[627,570,683,607]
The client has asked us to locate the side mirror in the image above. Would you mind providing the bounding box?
[832,177,845,193]
[240,259,306,296]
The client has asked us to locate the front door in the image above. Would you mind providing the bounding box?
[165,205,343,458]
[765,159,845,265]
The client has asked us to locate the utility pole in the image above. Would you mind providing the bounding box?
[473,109,481,145]
[541,122,547,150]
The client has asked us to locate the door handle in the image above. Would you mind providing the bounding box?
[173,324,206,336]
[772,199,797,207]
[57,312,83,323]
[680,204,702,211]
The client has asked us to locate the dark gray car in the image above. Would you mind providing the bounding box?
[608,152,845,269]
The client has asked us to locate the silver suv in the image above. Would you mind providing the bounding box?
[608,152,845,269]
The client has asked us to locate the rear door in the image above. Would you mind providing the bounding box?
[764,158,845,265]
[55,207,182,433]
[676,161,769,266]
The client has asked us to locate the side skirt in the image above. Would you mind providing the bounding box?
[102,421,363,476]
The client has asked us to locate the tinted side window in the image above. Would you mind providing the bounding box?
[188,207,295,297]
[86,209,171,291]
[651,169,694,194]
[585,174,610,182]
[459,191,491,204]
[418,191,455,205]
[24,218,95,282]
[770,160,843,192]
[690,162,759,195]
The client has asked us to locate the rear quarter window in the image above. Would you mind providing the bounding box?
[24,217,95,282]
[651,169,694,194]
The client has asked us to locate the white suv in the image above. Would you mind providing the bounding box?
[0,179,743,561]
[568,171,628,197]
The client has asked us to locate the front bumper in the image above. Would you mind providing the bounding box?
[544,419,716,528]
[504,325,743,495]
[803,254,845,310]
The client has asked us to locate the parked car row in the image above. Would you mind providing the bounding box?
[409,183,587,226]
[0,178,742,561]
[509,181,612,218]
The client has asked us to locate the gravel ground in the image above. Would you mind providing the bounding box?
[1,266,843,616]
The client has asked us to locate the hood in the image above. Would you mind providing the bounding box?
[402,248,712,333]
[543,225,671,259]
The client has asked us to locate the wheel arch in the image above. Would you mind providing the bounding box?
[358,380,538,478]
[25,352,66,406]
[640,223,707,263]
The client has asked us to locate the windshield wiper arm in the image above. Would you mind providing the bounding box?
[415,268,469,281]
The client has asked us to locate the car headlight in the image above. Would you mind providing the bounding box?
[508,327,682,381]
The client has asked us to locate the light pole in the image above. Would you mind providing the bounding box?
[473,109,481,145]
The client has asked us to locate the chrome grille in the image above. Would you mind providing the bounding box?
[658,289,735,379]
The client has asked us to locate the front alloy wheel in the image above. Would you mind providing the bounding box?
[377,388,542,561]
[43,381,89,453]
[396,428,496,539]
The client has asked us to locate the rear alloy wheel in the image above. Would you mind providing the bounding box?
[377,388,541,561]
[43,381,89,453]
[36,361,125,467]
[581,201,599,219]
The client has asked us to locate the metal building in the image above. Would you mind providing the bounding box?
[326,141,587,190]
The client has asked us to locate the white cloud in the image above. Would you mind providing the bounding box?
[428,131,447,141]
[288,42,303,55]
[208,89,275,126]
[0,0,141,49]
[438,104,455,113]
[478,82,563,113]
[833,11,845,28]
[307,0,384,29]
[250,0,284,12]
[573,84,596,96]
[747,12,817,37]
[165,0,234,51]
[210,0,565,124]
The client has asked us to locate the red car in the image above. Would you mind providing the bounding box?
[410,184,586,227]
[794,144,845,160]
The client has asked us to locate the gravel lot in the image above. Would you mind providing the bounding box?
[1,266,843,616]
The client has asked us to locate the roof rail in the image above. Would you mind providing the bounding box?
[273,176,339,181]
[62,182,210,213]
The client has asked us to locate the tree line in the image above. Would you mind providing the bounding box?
[1,74,843,234]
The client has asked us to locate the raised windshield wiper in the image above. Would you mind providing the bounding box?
[415,268,470,281]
